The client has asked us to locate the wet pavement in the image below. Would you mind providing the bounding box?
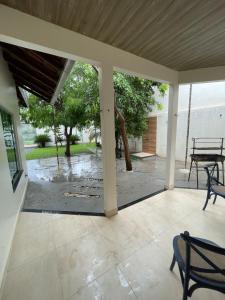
[23,153,209,214]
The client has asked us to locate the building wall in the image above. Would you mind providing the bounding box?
[151,82,225,161]
[35,126,92,145]
[0,50,28,292]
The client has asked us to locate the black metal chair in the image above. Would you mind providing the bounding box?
[203,163,225,210]
[170,231,225,300]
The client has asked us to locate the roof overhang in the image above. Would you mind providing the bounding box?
[0,41,71,106]
[50,59,74,104]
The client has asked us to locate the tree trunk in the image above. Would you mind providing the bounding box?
[114,101,132,171]
[94,125,98,147]
[64,126,73,157]
[65,136,71,156]
[115,131,119,155]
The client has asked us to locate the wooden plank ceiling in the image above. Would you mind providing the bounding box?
[0,42,66,106]
[1,0,225,71]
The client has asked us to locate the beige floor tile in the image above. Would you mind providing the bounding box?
[51,214,94,248]
[68,281,103,300]
[16,212,42,234]
[92,213,153,261]
[3,250,63,300]
[56,231,119,299]
[119,241,182,300]
[3,189,225,300]
[96,266,136,300]
[69,266,137,300]
[8,222,54,270]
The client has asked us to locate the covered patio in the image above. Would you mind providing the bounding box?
[3,189,225,300]
[1,1,225,299]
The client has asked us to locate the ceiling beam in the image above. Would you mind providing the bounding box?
[2,49,59,85]
[14,76,52,99]
[18,84,50,101]
[1,43,61,79]
[8,64,55,92]
[179,66,225,84]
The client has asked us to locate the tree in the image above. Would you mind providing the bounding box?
[21,62,167,166]
[113,72,167,170]
[58,62,99,155]
[55,97,87,156]
[20,63,98,157]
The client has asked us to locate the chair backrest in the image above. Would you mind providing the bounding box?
[181,231,225,283]
[192,138,224,155]
[204,163,220,187]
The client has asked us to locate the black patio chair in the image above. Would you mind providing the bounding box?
[170,231,225,300]
[203,163,225,210]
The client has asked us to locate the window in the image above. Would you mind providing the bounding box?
[0,108,22,190]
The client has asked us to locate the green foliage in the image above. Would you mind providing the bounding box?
[20,62,99,134]
[26,143,95,160]
[60,62,100,128]
[20,94,54,129]
[20,62,168,152]
[70,134,80,144]
[114,72,168,137]
[34,134,51,148]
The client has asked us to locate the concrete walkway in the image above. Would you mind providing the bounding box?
[23,154,208,214]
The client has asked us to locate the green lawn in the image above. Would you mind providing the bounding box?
[26,143,96,160]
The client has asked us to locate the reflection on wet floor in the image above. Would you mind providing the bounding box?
[23,153,206,214]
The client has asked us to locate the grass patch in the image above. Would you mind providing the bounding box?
[26,143,96,160]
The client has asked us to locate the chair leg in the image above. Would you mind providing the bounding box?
[188,160,193,182]
[183,274,190,300]
[170,253,176,271]
[196,161,199,189]
[213,194,217,204]
[203,192,210,210]
[222,162,224,185]
[183,288,189,300]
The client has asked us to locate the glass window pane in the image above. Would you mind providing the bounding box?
[0,108,21,188]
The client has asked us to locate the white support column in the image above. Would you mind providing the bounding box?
[99,63,118,217]
[165,83,179,189]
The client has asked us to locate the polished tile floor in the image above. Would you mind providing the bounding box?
[3,189,225,300]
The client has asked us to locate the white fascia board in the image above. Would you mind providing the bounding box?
[179,66,225,84]
[18,87,29,106]
[0,5,178,84]
[50,59,74,104]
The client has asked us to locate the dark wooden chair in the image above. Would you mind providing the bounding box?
[203,163,225,210]
[170,231,225,300]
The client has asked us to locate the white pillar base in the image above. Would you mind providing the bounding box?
[104,208,118,218]
[164,184,174,190]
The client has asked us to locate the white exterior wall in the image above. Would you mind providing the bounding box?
[0,50,28,292]
[36,126,91,144]
[152,82,225,161]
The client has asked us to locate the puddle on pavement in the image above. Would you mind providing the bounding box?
[83,177,103,182]
[64,192,100,198]
[76,185,102,189]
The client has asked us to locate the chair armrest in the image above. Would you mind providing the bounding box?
[211,177,224,186]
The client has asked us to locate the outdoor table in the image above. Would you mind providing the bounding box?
[188,153,225,189]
